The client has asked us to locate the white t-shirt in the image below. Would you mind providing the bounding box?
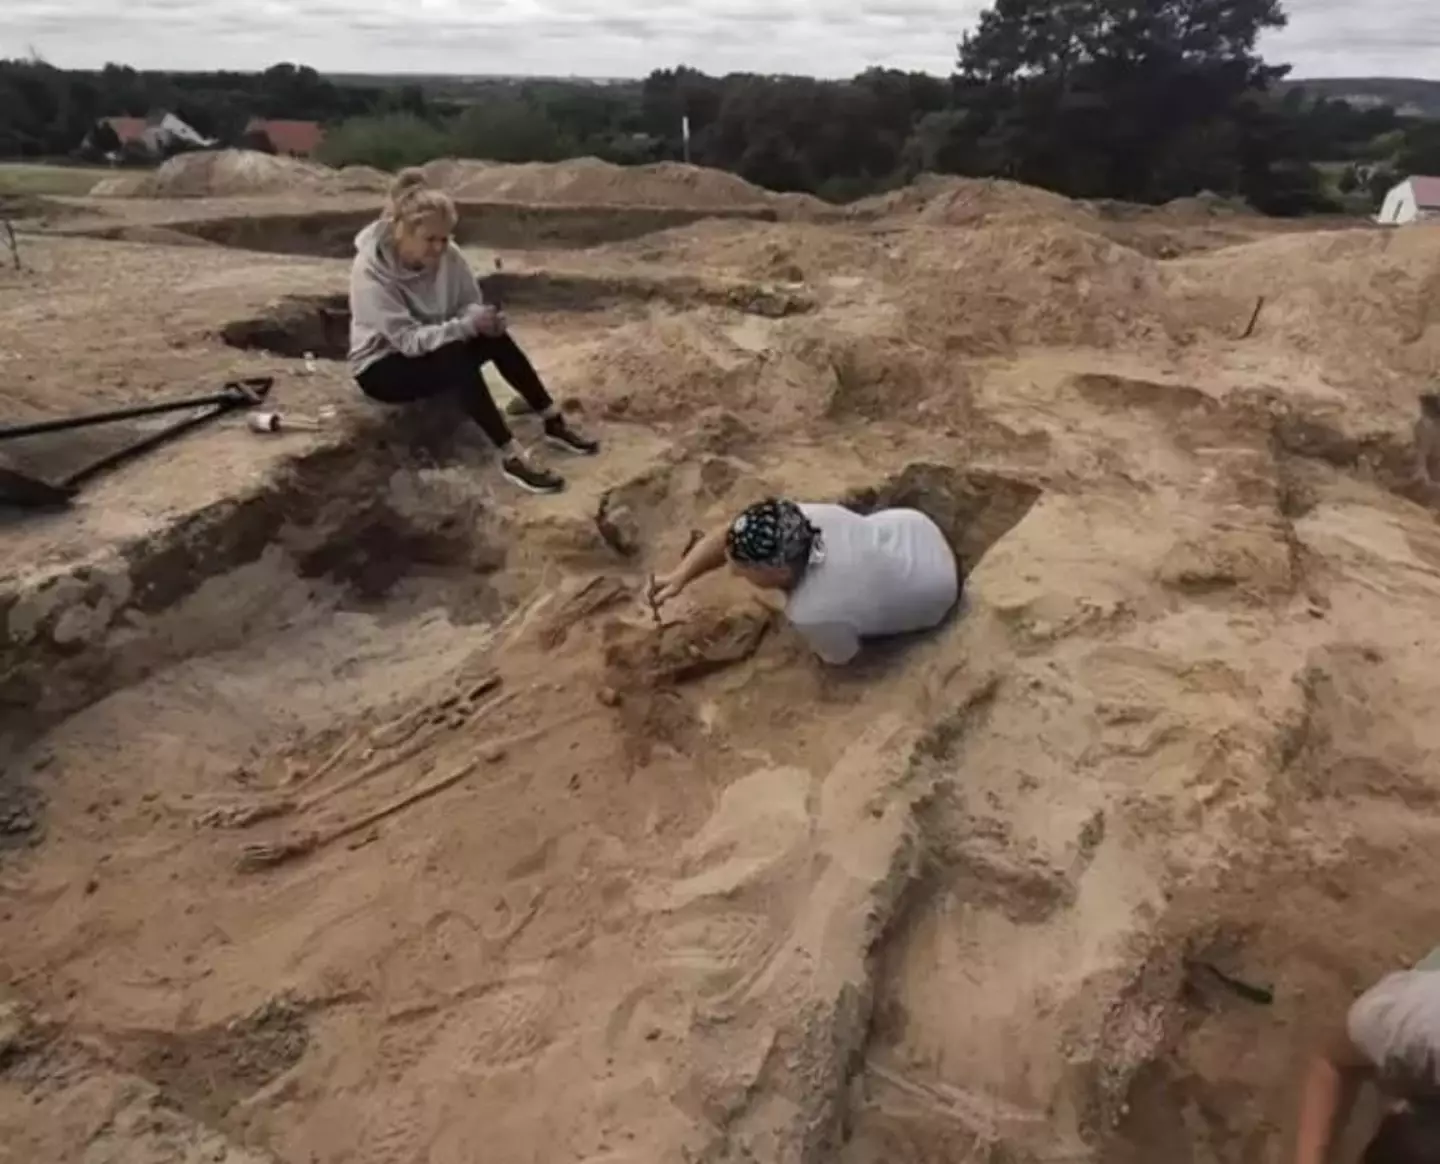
[785,504,959,665]
[1348,969,1440,1097]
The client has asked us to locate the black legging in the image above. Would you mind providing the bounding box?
[355,333,554,450]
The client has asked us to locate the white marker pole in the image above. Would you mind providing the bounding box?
[681,114,691,165]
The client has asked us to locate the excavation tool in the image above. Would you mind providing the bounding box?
[246,410,326,434]
[0,377,274,509]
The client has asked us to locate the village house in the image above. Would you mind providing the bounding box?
[243,118,325,158]
[1377,175,1440,225]
[82,111,216,160]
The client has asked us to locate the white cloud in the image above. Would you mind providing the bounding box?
[0,0,1435,79]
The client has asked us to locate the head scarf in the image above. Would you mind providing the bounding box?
[726,498,822,571]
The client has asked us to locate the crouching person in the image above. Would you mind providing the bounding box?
[1294,951,1440,1164]
[649,497,960,665]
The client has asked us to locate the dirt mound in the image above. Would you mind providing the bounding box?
[1169,223,1440,387]
[851,173,1093,229]
[888,220,1183,354]
[851,174,1274,258]
[427,155,826,213]
[332,165,389,193]
[418,157,498,191]
[91,149,340,198]
[1160,189,1255,218]
[606,217,888,282]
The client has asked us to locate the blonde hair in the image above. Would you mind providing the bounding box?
[384,168,457,238]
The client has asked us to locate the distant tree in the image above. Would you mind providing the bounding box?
[1395,121,1440,177]
[314,112,450,171]
[641,66,723,150]
[448,99,575,164]
[1366,165,1400,207]
[943,0,1311,207]
[88,118,121,154]
[958,0,1287,87]
[0,51,1420,214]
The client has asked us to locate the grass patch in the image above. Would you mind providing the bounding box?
[0,163,117,196]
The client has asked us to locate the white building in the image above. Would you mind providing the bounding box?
[145,112,215,152]
[1377,176,1440,225]
[84,111,216,161]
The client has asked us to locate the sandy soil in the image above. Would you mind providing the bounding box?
[3,164,1440,1164]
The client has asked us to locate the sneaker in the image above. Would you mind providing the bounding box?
[501,455,565,494]
[544,415,600,456]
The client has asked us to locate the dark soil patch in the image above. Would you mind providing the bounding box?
[839,461,1044,579]
[112,996,311,1124]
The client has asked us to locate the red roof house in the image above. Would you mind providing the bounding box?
[101,116,148,144]
[1379,175,1440,225]
[1411,176,1440,209]
[244,118,325,157]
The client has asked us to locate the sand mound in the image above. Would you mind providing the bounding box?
[889,220,1182,353]
[332,165,389,193]
[1161,189,1255,218]
[89,149,339,198]
[606,218,890,283]
[850,173,1092,228]
[418,157,498,191]
[429,155,826,213]
[1169,223,1440,385]
[852,174,1279,258]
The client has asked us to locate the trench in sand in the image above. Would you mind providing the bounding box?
[6,351,1436,1162]
[0,407,1075,1161]
[218,268,813,365]
[69,201,784,258]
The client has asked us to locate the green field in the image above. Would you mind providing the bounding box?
[0,163,116,196]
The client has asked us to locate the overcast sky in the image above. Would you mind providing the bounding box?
[2,0,1435,80]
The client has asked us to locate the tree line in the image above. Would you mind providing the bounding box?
[3,0,1439,215]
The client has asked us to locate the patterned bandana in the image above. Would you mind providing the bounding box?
[726,498,820,570]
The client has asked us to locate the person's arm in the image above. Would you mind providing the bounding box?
[651,525,729,605]
[350,259,476,358]
[1294,1026,1373,1164]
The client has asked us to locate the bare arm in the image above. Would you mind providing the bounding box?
[1294,1027,1372,1164]
[652,524,729,604]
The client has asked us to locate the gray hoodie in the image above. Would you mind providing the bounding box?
[347,219,483,378]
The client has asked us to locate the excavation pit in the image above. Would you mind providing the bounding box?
[221,273,814,361]
[839,461,1044,578]
[142,202,783,259]
[0,439,510,746]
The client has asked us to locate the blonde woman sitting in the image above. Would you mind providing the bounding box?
[347,168,598,494]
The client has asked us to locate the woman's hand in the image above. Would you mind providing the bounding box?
[463,303,506,337]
